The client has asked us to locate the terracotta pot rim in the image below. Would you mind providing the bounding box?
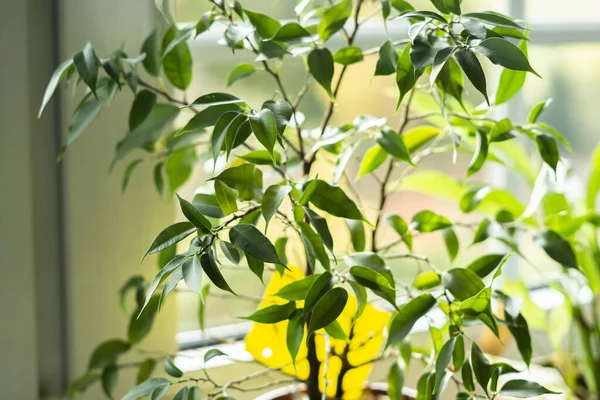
[254,382,417,400]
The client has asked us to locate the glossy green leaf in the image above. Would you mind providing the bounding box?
[220,241,241,265]
[377,128,413,165]
[442,228,459,262]
[463,12,523,29]
[430,47,455,88]
[141,29,161,77]
[325,320,348,341]
[500,380,559,398]
[271,22,312,43]
[238,150,282,165]
[505,310,532,365]
[318,0,352,42]
[442,268,485,301]
[396,44,416,110]
[129,90,157,131]
[472,218,491,245]
[245,9,280,38]
[334,46,364,65]
[471,343,491,394]
[349,266,396,307]
[453,335,466,370]
[386,294,436,348]
[249,109,279,161]
[101,365,118,398]
[434,338,456,393]
[305,209,334,255]
[461,360,475,392]
[400,10,447,23]
[229,224,283,265]
[73,42,98,96]
[274,236,288,268]
[201,251,235,295]
[227,63,256,87]
[128,295,160,344]
[467,254,507,278]
[304,271,335,313]
[467,131,488,176]
[528,98,552,124]
[444,0,461,14]
[89,339,131,370]
[123,378,170,400]
[349,280,367,321]
[163,357,183,378]
[308,180,366,221]
[177,194,212,232]
[308,48,335,100]
[308,287,348,335]
[262,184,292,230]
[385,214,413,251]
[189,93,244,108]
[178,104,242,136]
[189,386,201,400]
[212,164,263,201]
[39,59,74,118]
[193,194,224,219]
[162,28,192,90]
[173,387,189,400]
[243,301,296,323]
[262,100,293,134]
[287,310,304,364]
[535,134,559,172]
[358,145,387,178]
[533,229,577,269]
[476,38,540,77]
[182,253,203,296]
[214,180,238,215]
[375,40,399,76]
[275,275,319,301]
[495,40,528,105]
[388,360,404,400]
[411,210,452,232]
[299,222,330,270]
[455,49,489,105]
[345,219,366,252]
[204,348,228,363]
[136,359,156,384]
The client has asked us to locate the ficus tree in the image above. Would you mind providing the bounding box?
[40,0,572,399]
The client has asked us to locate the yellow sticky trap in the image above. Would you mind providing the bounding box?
[244,266,391,399]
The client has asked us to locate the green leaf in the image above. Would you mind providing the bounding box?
[349,266,396,307]
[262,100,293,134]
[214,181,238,215]
[189,93,244,108]
[377,128,413,165]
[495,39,528,105]
[476,38,540,77]
[308,48,335,100]
[73,42,98,96]
[467,254,507,278]
[472,218,491,245]
[442,228,459,262]
[375,40,400,76]
[442,268,485,301]
[173,387,189,400]
[345,219,366,252]
[262,185,292,230]
[533,229,577,269]
[463,12,523,29]
[318,0,352,42]
[299,179,319,206]
[444,0,461,14]
[242,301,296,323]
[89,339,131,369]
[212,164,263,201]
[430,47,455,88]
[249,109,279,161]
[471,343,491,394]
[182,253,204,296]
[500,380,559,398]
[505,310,532,365]
[307,287,348,335]
[163,357,183,378]
[388,360,405,400]
[141,30,161,77]
[101,365,118,399]
[308,180,366,221]
[287,310,304,364]
[588,144,600,210]
[304,271,335,313]
[227,63,256,87]
[123,378,170,400]
[434,338,456,393]
[136,359,156,384]
[165,149,196,194]
[177,194,212,232]
[129,295,160,344]
[459,287,491,316]
[201,251,235,295]
[528,98,552,124]
[245,9,280,38]
[39,59,74,118]
[229,224,283,265]
[396,44,416,110]
[334,46,364,65]
[455,49,488,105]
[467,131,488,176]
[204,348,228,363]
[348,280,367,321]
[411,210,452,232]
[151,383,170,400]
[306,209,334,255]
[461,360,475,392]
[535,134,559,172]
[299,222,331,270]
[358,145,387,178]
[129,90,157,131]
[249,255,266,283]
[325,320,348,341]
[239,150,282,165]
[385,214,412,251]
[344,252,394,287]
[275,275,319,301]
[453,335,466,370]
[400,10,447,23]
[271,22,312,43]
[122,159,144,193]
[193,194,224,219]
[212,112,240,164]
[386,293,436,348]
[413,271,441,290]
[178,104,242,136]
[162,29,193,90]
[189,386,201,400]
[220,240,241,265]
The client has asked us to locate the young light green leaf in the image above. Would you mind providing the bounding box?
[334,46,364,65]
[182,254,203,296]
[227,63,256,87]
[476,38,540,77]
[455,49,489,105]
[413,271,441,290]
[163,357,183,378]
[229,224,283,265]
[201,251,236,295]
[385,214,413,251]
[358,145,387,178]
[177,194,213,232]
[528,98,552,123]
[411,210,452,232]
[587,144,600,210]
[308,48,335,100]
[396,44,416,110]
[308,180,366,221]
[318,0,352,42]
[275,275,319,301]
[386,293,436,348]
[262,185,292,230]
[242,301,296,324]
[377,128,413,165]
[467,131,489,177]
[533,229,577,269]
[142,221,195,261]
[442,228,459,262]
[388,360,405,400]
[375,40,400,76]
[73,42,98,96]
[307,287,348,335]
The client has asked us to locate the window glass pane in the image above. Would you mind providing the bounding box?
[526,0,600,23]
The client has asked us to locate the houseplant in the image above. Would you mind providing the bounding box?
[39,0,567,398]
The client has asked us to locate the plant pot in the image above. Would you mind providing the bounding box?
[254,382,417,400]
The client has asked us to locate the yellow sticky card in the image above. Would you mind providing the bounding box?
[245,266,391,399]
